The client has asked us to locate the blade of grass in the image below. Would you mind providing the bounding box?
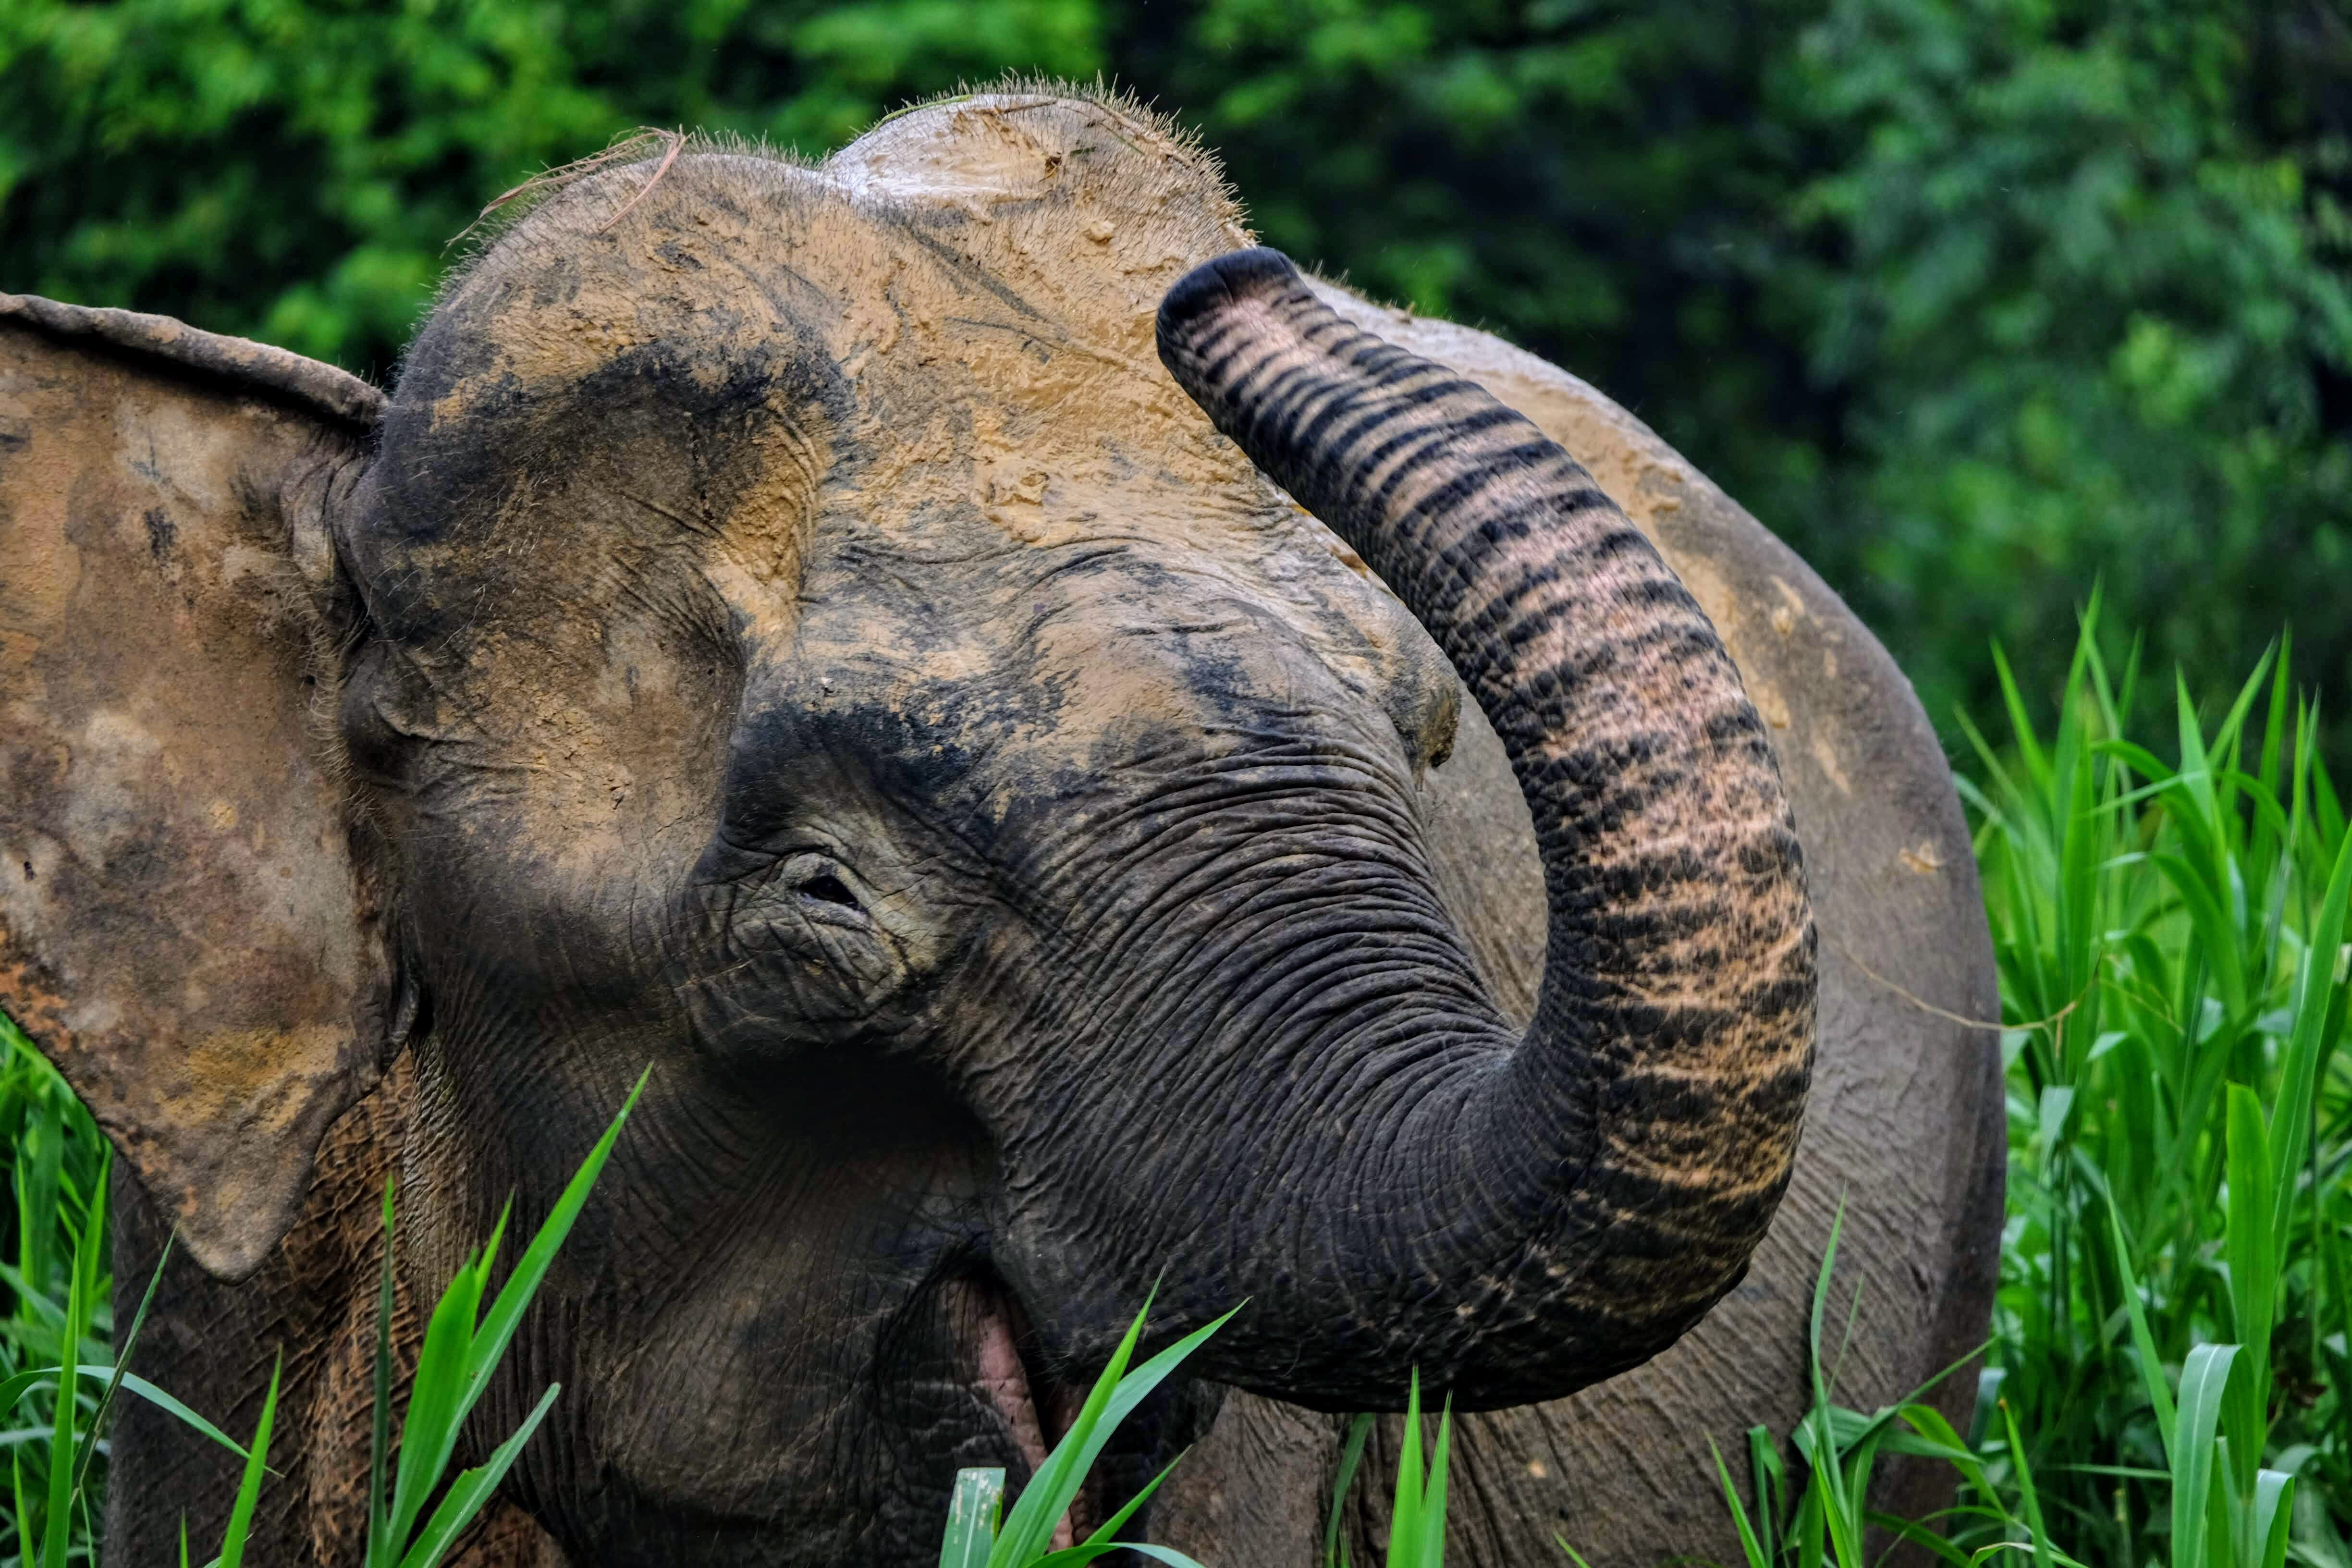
[384,1243,490,1547]
[942,1468,1005,1568]
[1325,1414,1373,1568]
[1390,1373,1424,1568]
[990,1299,1238,1568]
[2252,1469,2294,1568]
[1037,1444,1207,1567]
[458,1068,650,1416]
[72,1225,172,1497]
[2272,826,2352,1264]
[37,1177,90,1568]
[368,1178,396,1565]
[212,1357,281,1568]
[1999,1402,2054,1568]
[395,1382,561,1568]
[2102,1198,2177,1453]
[2171,1344,2240,1568]
[1709,1436,1771,1568]
[1416,1396,1452,1568]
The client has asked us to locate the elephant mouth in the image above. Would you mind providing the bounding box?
[950,1270,1098,1547]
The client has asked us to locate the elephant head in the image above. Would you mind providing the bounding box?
[0,90,1812,1564]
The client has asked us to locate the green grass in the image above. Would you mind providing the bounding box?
[0,1020,640,1568]
[1952,597,2352,1568]
[2,602,2348,1565]
[0,1014,117,1565]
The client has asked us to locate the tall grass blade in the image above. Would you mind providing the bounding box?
[1033,1442,1219,1567]
[2171,1344,2240,1568]
[2253,1468,2294,1568]
[2225,1084,2278,1437]
[1390,1374,1424,1568]
[458,1067,649,1414]
[942,1468,1005,1568]
[989,1299,1237,1568]
[396,1382,561,1568]
[2271,826,2352,1264]
[1325,1413,1373,1568]
[368,1178,396,1565]
[36,1164,90,1568]
[1707,1436,1770,1568]
[2101,1198,2177,1454]
[212,1357,281,1568]
[384,1244,489,1548]
[73,1224,172,1497]
[1416,1397,1452,1568]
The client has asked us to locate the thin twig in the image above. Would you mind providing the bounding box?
[598,129,685,233]
[447,128,682,252]
[1829,927,2085,1036]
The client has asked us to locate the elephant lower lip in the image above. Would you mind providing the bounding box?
[956,1273,1095,1547]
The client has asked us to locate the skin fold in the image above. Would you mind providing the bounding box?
[0,86,1997,1568]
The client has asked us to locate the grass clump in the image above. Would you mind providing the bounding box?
[1673,602,2352,1568]
[1954,599,2352,1567]
[200,1071,647,1568]
[0,1030,642,1568]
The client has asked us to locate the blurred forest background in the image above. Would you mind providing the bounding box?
[1,0,2346,735]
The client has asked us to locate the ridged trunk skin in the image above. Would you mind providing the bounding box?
[1155,282,2002,1568]
[1152,248,1815,1406]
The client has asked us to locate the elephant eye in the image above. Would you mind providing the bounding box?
[777,853,870,923]
[797,871,859,908]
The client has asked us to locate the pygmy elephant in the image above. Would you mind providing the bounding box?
[0,87,2000,1567]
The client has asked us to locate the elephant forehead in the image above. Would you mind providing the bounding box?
[413,84,1252,448]
[824,88,1251,329]
[400,157,879,445]
[379,143,1245,544]
[768,514,1445,835]
[350,122,1419,767]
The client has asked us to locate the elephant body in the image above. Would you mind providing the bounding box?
[0,87,1997,1568]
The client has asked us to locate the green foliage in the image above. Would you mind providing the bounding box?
[4,0,2341,735]
[0,1026,641,1567]
[0,1025,254,1568]
[935,1295,1235,1568]
[1679,1221,1997,1568]
[358,1068,645,1568]
[1955,601,2352,1567]
[170,1072,645,1568]
[1686,610,2351,1568]
[1378,1376,1453,1568]
[0,1016,112,1565]
[1771,0,2352,751]
[208,1359,281,1568]
[1312,1381,1454,1568]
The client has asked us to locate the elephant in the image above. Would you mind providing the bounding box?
[0,87,2000,1567]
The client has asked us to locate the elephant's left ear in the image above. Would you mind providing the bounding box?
[0,294,387,1281]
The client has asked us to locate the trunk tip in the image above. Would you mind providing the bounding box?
[1157,246,1304,351]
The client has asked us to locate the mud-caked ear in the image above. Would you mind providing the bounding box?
[0,294,388,1280]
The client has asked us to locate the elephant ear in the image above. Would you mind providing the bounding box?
[0,294,389,1281]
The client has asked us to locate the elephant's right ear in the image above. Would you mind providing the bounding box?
[0,294,389,1281]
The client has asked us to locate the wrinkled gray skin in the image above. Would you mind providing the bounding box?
[0,90,1998,1568]
[1154,295,2003,1567]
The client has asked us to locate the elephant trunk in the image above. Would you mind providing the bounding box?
[1149,249,1815,1407]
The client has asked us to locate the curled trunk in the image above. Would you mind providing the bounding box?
[1149,248,1815,1408]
